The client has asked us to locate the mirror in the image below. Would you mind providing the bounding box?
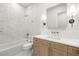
[47,3,68,32]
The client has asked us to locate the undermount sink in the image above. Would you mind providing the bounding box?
[40,35,61,40]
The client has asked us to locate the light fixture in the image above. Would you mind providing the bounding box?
[67,4,77,27]
[41,14,47,21]
[41,14,47,26]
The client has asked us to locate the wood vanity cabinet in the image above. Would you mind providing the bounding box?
[32,38,40,56]
[33,37,79,56]
[49,42,67,56]
[49,42,54,55]
[33,38,49,56]
[68,46,79,56]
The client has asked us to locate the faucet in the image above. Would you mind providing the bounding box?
[49,32,60,40]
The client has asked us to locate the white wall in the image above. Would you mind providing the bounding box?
[24,3,60,36]
[1,3,79,44]
[25,4,42,36]
[39,3,79,39]
[0,3,64,44]
[60,3,79,39]
[0,3,25,44]
[30,3,79,40]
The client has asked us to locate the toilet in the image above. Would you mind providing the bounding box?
[20,42,33,56]
[22,42,33,50]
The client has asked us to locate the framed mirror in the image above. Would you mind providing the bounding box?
[47,3,68,32]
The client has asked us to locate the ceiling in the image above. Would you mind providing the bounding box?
[19,3,31,8]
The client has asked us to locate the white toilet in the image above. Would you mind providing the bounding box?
[23,42,33,50]
[22,37,33,50]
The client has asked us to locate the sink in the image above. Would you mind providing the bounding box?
[35,34,61,40]
[42,35,61,40]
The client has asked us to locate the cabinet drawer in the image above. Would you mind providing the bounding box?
[33,38,40,45]
[68,46,79,56]
[38,39,49,46]
[53,42,67,52]
[33,38,49,46]
[53,48,67,56]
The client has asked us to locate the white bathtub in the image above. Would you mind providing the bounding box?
[0,39,32,56]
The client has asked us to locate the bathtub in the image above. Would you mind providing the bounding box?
[0,39,32,56]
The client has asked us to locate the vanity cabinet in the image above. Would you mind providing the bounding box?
[33,44,40,56]
[33,37,79,56]
[33,38,40,56]
[38,39,49,56]
[68,46,79,56]
[49,42,67,56]
[49,42,54,55]
[33,38,49,56]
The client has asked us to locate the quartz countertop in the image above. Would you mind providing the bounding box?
[34,35,79,48]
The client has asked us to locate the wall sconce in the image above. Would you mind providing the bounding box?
[41,14,47,27]
[69,16,75,27]
[67,4,76,27]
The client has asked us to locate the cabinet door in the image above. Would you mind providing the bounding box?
[33,38,40,56]
[39,39,49,56]
[53,48,67,56]
[68,46,79,56]
[33,45,49,56]
[49,42,67,56]
[49,42,54,56]
[39,45,49,56]
[53,42,67,56]
[49,47,53,56]
[33,38,49,56]
[32,45,39,56]
[53,42,67,52]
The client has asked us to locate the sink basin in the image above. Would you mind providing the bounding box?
[39,35,61,40]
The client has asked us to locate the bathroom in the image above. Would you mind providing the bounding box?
[0,2,79,56]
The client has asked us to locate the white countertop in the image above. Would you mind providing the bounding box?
[34,35,79,48]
